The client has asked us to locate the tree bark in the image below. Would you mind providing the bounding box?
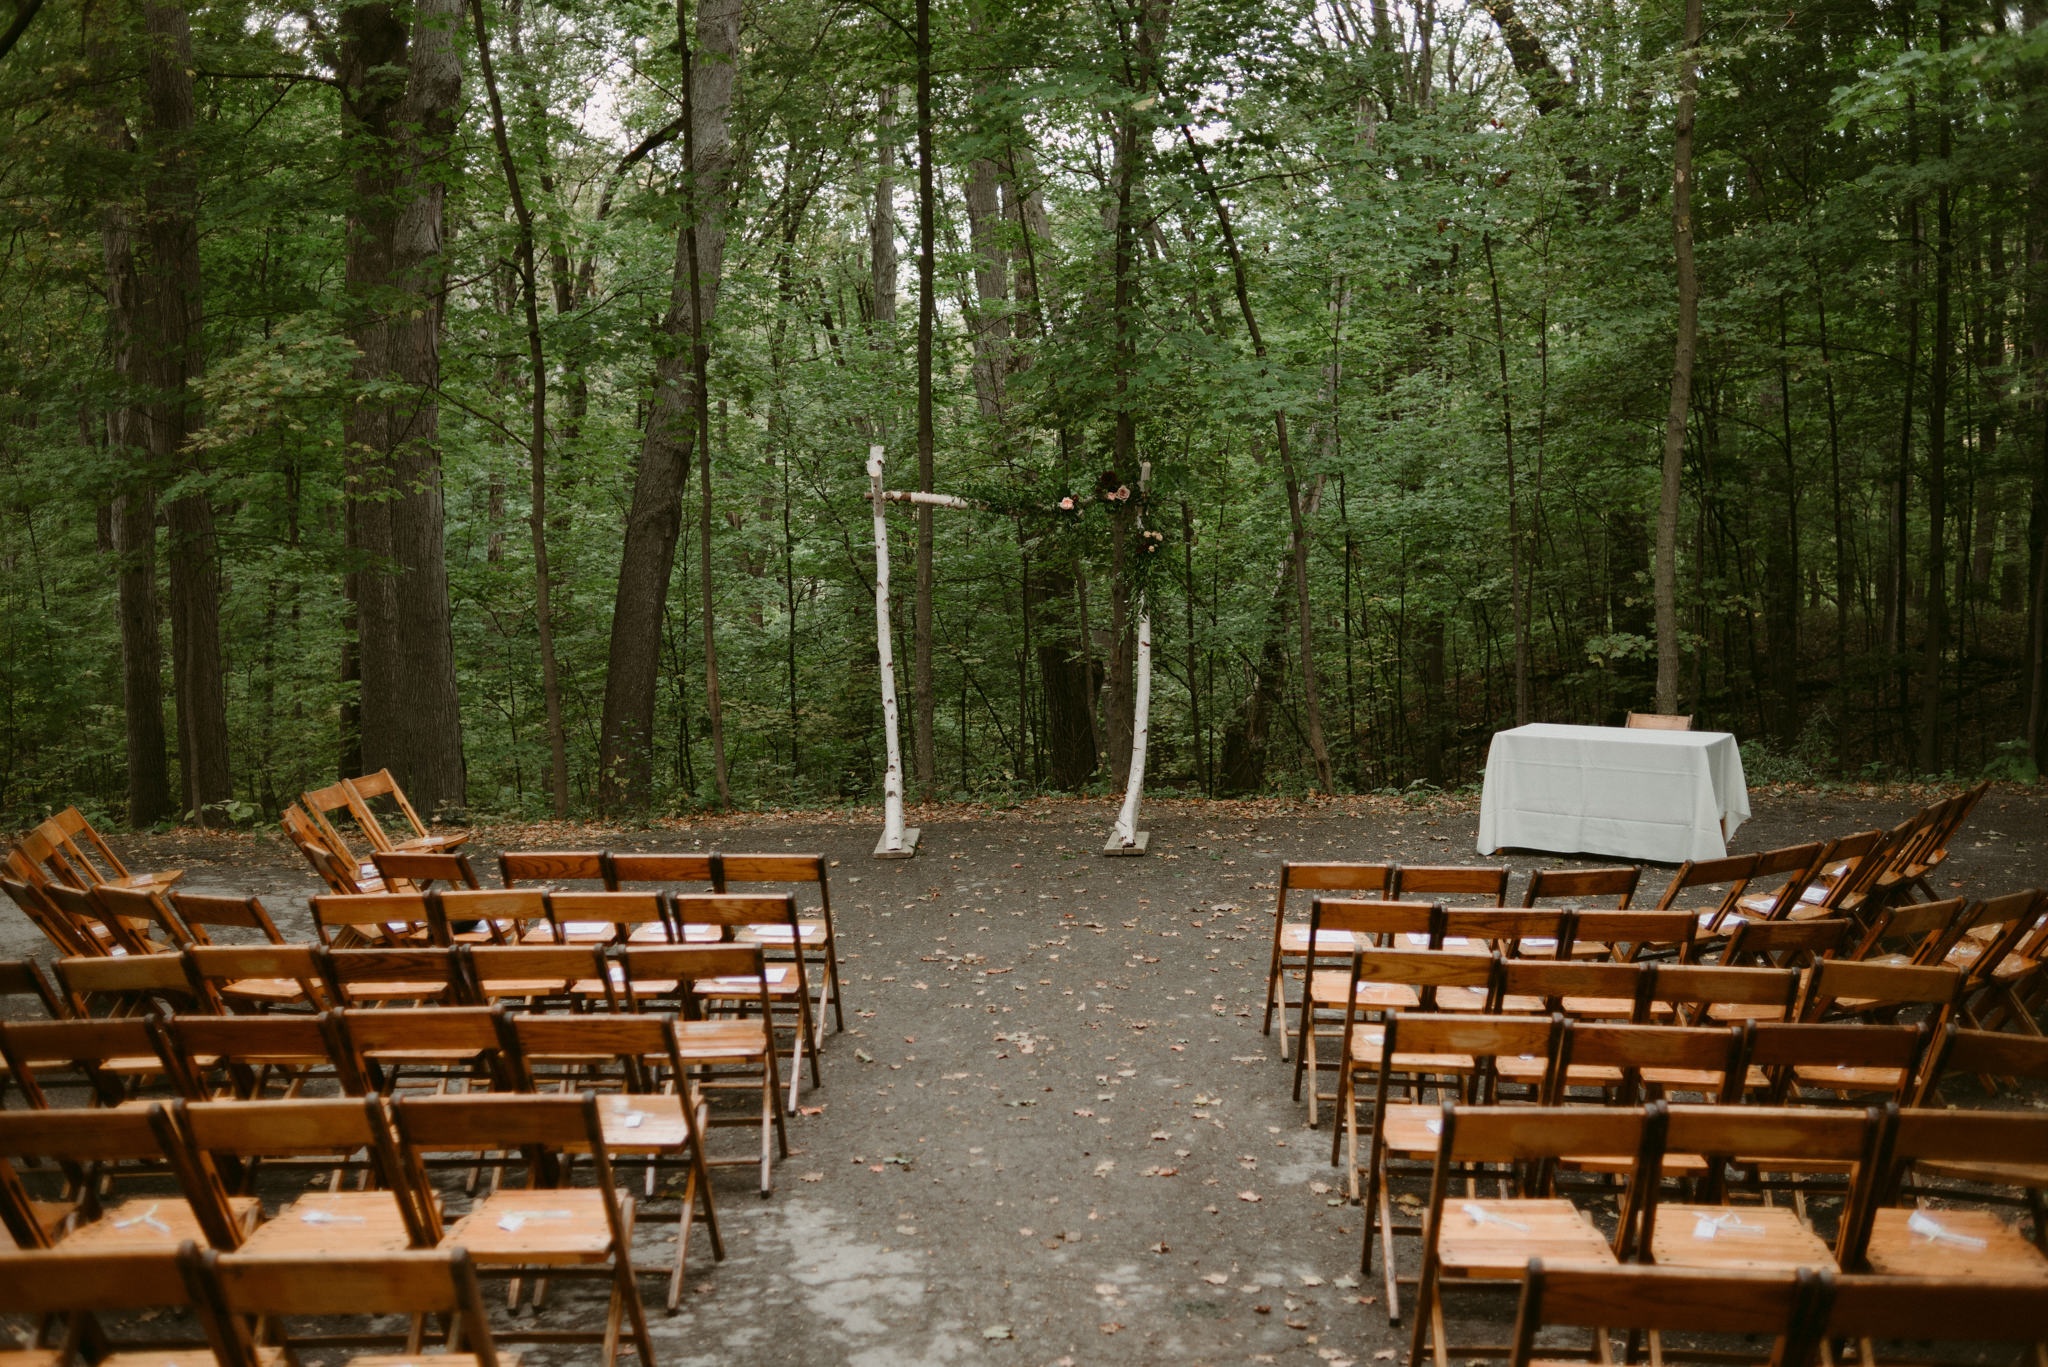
[470,0,568,818]
[1653,0,1704,717]
[593,0,740,809]
[2026,0,2048,767]
[1916,0,1952,772]
[912,0,937,798]
[137,0,229,818]
[337,0,468,815]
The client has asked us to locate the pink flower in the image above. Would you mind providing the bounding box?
[1059,497,1074,510]
[1114,486,1130,501]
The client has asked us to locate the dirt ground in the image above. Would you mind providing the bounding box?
[5,785,2044,1367]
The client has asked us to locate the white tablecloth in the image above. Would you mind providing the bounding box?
[1476,723,1750,864]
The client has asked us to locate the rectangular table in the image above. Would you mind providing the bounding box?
[1477,723,1750,864]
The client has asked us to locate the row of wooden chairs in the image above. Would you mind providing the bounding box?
[278,769,471,895]
[1392,1102,2046,1364]
[1,1245,518,1367]
[2,1092,665,1357]
[1505,1261,2048,1367]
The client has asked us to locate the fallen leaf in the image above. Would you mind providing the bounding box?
[1094,1159,1115,1176]
[1150,1240,1169,1253]
[1099,1322,1122,1335]
[854,1049,874,1063]
[1333,1274,1359,1289]
[1254,1304,1272,1314]
[1287,1318,1311,1329]
[1073,1108,1095,1117]
[798,1105,824,1117]
[1151,1130,1170,1141]
[1202,1272,1230,1284]
[1237,1190,1261,1202]
[798,1172,823,1183]
[1093,1282,1119,1296]
[1375,1350,1398,1359]
[1300,1274,1325,1286]
[982,1325,1013,1341]
[869,1164,884,1173]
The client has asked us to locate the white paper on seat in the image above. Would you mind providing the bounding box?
[1477,723,1749,863]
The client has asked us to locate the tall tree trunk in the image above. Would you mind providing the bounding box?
[91,4,171,826]
[1917,0,1952,772]
[2026,0,2048,767]
[872,85,898,333]
[912,0,937,799]
[1653,0,1704,717]
[593,0,739,809]
[1484,234,1532,725]
[962,157,1009,419]
[337,0,467,815]
[470,0,568,817]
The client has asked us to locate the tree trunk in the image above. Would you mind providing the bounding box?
[1653,0,1704,718]
[1483,234,1532,725]
[470,0,568,818]
[337,0,468,815]
[2026,0,2048,767]
[962,158,1009,419]
[1035,568,1098,789]
[912,0,937,799]
[1917,0,1952,772]
[593,0,740,809]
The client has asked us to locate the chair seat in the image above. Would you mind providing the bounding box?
[1493,1054,1560,1084]
[392,834,470,853]
[1309,970,1419,1011]
[471,978,574,1000]
[1861,1207,2048,1280]
[348,1357,515,1367]
[739,920,826,947]
[1346,1027,1473,1075]
[218,977,312,1004]
[1560,995,1637,1019]
[1649,1203,1834,1271]
[59,1195,260,1249]
[672,1020,772,1063]
[1435,1198,1615,1277]
[443,1189,621,1264]
[1279,925,1369,955]
[1432,985,1491,1012]
[594,1093,702,1155]
[1380,1102,1445,1156]
[1638,1066,1737,1094]
[1706,999,1800,1023]
[1915,1157,2048,1191]
[695,964,799,1000]
[241,1191,417,1253]
[1789,1064,1905,1093]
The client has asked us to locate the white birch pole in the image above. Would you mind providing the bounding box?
[869,447,913,855]
[1109,461,1152,852]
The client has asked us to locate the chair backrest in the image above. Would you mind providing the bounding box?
[389,1094,623,1233]
[329,1007,511,1091]
[94,882,198,947]
[171,1096,416,1233]
[301,780,379,851]
[1436,908,1570,956]
[719,852,833,910]
[52,950,206,1018]
[1748,1022,1930,1104]
[1653,1103,1881,1230]
[1719,917,1854,969]
[0,1015,183,1107]
[615,943,774,1015]
[670,891,802,932]
[157,1012,359,1098]
[345,768,434,844]
[1736,841,1831,922]
[605,851,718,889]
[1440,1103,1665,1198]
[167,892,287,945]
[42,879,150,955]
[183,944,328,1012]
[1549,1021,1749,1104]
[546,890,674,943]
[1392,865,1510,906]
[1948,888,2046,988]
[1652,852,1759,910]
[8,823,80,888]
[1377,1012,1562,1101]
[2,875,97,956]
[1798,960,1961,1022]
[1308,897,1440,951]
[310,892,446,948]
[370,850,480,892]
[0,1246,195,1313]
[1876,1107,2048,1199]
[1649,964,1801,1023]
[0,1099,172,1161]
[1498,959,1652,1018]
[1561,909,1697,962]
[1624,712,1692,730]
[1915,1025,2048,1104]
[1343,947,1497,1016]
[435,887,546,941]
[1822,1274,2048,1354]
[462,943,614,1008]
[0,957,65,1018]
[1849,895,1975,965]
[317,948,467,1007]
[494,1011,688,1095]
[1507,1262,1825,1367]
[1523,865,1641,909]
[199,1247,504,1367]
[1279,861,1394,919]
[43,807,133,884]
[499,850,606,888]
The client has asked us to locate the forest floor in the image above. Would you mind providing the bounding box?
[6,785,2047,1367]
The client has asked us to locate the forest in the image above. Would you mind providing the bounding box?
[0,0,2041,826]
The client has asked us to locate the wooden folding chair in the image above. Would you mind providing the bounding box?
[163,1097,427,1255]
[311,893,448,949]
[0,1246,232,1366]
[41,807,182,894]
[1393,865,1511,906]
[494,1012,726,1306]
[344,768,471,855]
[1724,841,1831,927]
[0,957,64,1019]
[1641,1104,1881,1274]
[164,893,290,946]
[1887,780,1989,903]
[1408,1105,1665,1367]
[1944,889,2047,1029]
[1547,1020,1749,1107]
[716,852,847,1036]
[1354,1012,1563,1315]
[1316,948,1500,1133]
[389,1094,657,1367]
[1846,896,1977,967]
[436,888,552,948]
[1820,1273,2048,1367]
[1750,1022,1931,1108]
[1796,827,1909,925]
[1797,960,1961,1033]
[1977,907,2048,1037]
[461,943,617,1010]
[1907,1030,2048,1244]
[1291,903,1445,1119]
[616,944,788,1195]
[316,948,467,1008]
[326,1007,513,1097]
[1494,958,1653,1024]
[500,849,607,890]
[1625,712,1693,730]
[371,850,481,895]
[1654,852,1760,941]
[0,1105,258,1251]
[183,944,330,1016]
[281,802,386,895]
[51,950,208,1020]
[0,1014,188,1109]
[1559,909,1697,963]
[1850,1108,2048,1278]
[155,1012,361,1100]
[545,890,685,946]
[1524,865,1641,909]
[3,874,100,957]
[1721,918,1856,971]
[1506,1261,1827,1367]
[669,894,818,1111]
[1652,963,1802,1026]
[1260,861,1397,1050]
[602,851,717,892]
[41,880,160,956]
[195,1246,507,1367]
